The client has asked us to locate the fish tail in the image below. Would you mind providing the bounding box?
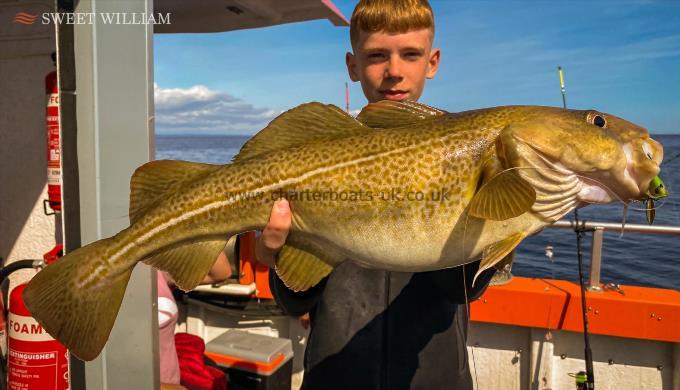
[23,236,132,361]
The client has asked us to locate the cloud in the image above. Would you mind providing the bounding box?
[154,83,278,134]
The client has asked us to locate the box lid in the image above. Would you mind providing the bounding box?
[205,330,293,375]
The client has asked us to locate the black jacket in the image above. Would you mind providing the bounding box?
[270,260,495,390]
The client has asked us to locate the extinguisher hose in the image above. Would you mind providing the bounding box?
[0,260,41,286]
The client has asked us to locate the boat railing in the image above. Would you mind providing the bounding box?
[548,220,680,291]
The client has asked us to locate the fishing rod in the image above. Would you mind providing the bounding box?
[558,66,596,390]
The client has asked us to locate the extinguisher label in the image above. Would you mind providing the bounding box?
[8,314,54,342]
[47,126,60,162]
[8,348,62,390]
[48,168,61,185]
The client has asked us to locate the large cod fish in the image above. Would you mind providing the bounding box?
[24,101,665,361]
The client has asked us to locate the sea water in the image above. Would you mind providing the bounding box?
[156,134,680,290]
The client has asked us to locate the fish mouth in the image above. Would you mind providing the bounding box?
[556,139,663,205]
[622,141,663,201]
[576,162,653,205]
[575,178,620,205]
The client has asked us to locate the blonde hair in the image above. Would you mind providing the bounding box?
[349,0,435,48]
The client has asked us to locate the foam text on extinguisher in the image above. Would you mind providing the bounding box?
[8,314,54,342]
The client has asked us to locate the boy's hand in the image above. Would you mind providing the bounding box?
[255,199,291,268]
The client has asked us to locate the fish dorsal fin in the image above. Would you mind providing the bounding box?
[233,103,366,162]
[143,239,228,291]
[275,245,334,292]
[469,170,536,221]
[473,232,525,285]
[356,100,445,128]
[129,160,220,224]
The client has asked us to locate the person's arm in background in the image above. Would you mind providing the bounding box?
[256,199,327,316]
[201,251,232,285]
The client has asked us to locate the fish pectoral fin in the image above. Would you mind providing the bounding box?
[356,100,445,128]
[143,239,228,291]
[233,103,366,162]
[474,232,526,285]
[275,245,334,292]
[129,160,220,224]
[469,170,536,220]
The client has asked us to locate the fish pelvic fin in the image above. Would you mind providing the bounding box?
[129,160,220,224]
[356,100,446,128]
[275,245,333,292]
[469,170,536,221]
[474,232,526,286]
[143,239,227,291]
[233,103,366,162]
[23,237,131,361]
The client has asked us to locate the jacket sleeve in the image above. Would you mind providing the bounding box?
[428,260,496,304]
[269,270,328,317]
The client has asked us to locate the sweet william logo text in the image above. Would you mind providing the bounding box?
[13,12,171,25]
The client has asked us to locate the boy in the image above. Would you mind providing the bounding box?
[256,1,495,388]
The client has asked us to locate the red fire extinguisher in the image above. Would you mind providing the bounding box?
[7,245,68,390]
[45,51,61,213]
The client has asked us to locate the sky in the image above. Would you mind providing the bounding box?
[153,0,680,135]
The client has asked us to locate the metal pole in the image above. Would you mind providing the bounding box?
[550,220,680,235]
[587,227,604,291]
[72,0,158,387]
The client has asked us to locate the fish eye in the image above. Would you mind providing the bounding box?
[586,112,607,128]
[592,115,606,128]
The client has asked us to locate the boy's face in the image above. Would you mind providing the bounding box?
[346,28,440,103]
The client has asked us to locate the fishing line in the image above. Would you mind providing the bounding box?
[559,66,595,389]
[453,184,477,383]
[660,151,680,166]
[461,265,479,390]
[460,177,480,389]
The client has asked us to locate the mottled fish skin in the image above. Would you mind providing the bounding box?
[108,106,662,273]
[22,103,664,361]
[99,108,513,277]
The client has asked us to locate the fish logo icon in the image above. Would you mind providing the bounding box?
[14,12,39,25]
